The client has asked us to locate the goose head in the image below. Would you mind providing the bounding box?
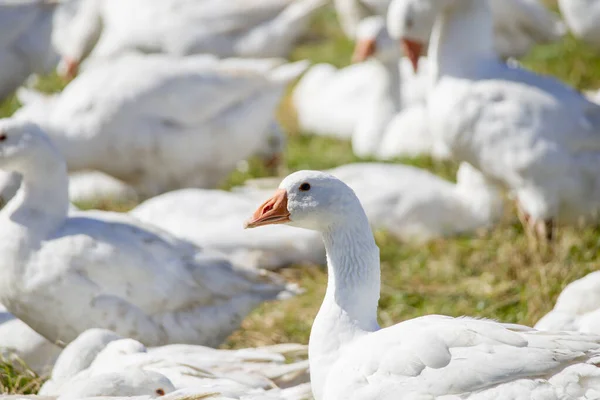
[352,16,399,63]
[52,0,103,80]
[245,170,365,232]
[0,119,62,175]
[386,0,446,71]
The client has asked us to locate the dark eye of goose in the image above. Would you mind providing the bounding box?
[0,134,6,142]
[299,182,311,191]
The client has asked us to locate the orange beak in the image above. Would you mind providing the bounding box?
[401,38,423,73]
[61,56,79,80]
[352,39,376,63]
[244,189,290,229]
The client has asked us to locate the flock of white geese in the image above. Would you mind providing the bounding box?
[2,0,600,399]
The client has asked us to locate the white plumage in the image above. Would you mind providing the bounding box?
[14,54,306,198]
[334,0,564,57]
[536,271,600,334]
[245,170,600,400]
[41,329,309,398]
[0,118,295,349]
[387,0,600,239]
[52,0,326,76]
[0,0,59,100]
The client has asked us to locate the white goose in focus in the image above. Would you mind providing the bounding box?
[388,0,600,241]
[14,54,305,198]
[535,271,600,334]
[245,170,600,400]
[0,118,295,349]
[52,0,326,78]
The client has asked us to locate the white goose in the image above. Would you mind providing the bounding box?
[557,0,600,51]
[334,0,564,57]
[52,0,326,78]
[292,17,398,141]
[133,161,502,264]
[131,188,325,271]
[388,0,600,241]
[14,54,305,198]
[0,0,59,100]
[246,170,600,400]
[329,162,503,241]
[535,271,600,334]
[348,16,439,159]
[293,16,432,151]
[0,118,295,349]
[41,329,309,397]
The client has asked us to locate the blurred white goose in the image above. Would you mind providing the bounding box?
[330,162,503,241]
[292,60,382,140]
[388,0,600,241]
[558,0,600,51]
[335,0,564,57]
[348,16,440,159]
[134,161,502,261]
[41,329,309,397]
[293,16,430,147]
[0,304,60,375]
[246,170,600,400]
[0,0,59,100]
[535,271,600,334]
[131,188,324,271]
[52,0,325,78]
[0,118,295,350]
[14,54,306,198]
[0,169,138,207]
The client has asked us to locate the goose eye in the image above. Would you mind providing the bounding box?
[155,388,165,396]
[299,183,311,191]
[0,134,6,142]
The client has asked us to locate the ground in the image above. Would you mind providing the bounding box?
[1,2,600,393]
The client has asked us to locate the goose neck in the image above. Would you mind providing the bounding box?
[309,213,380,399]
[430,0,497,80]
[378,58,403,111]
[1,159,69,237]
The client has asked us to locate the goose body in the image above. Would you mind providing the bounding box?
[53,0,325,76]
[294,16,432,154]
[330,162,503,241]
[131,188,325,271]
[246,170,600,400]
[0,0,59,100]
[0,118,294,349]
[292,61,383,140]
[388,0,600,239]
[41,329,310,397]
[535,271,600,334]
[133,161,502,264]
[557,0,600,51]
[14,54,305,198]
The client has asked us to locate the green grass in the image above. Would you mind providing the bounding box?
[3,2,600,393]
